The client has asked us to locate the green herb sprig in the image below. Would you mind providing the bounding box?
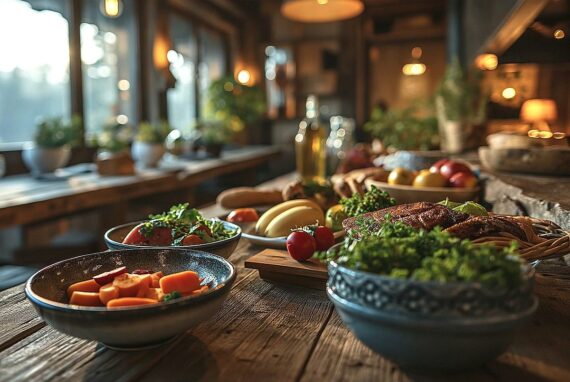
[340,186,396,217]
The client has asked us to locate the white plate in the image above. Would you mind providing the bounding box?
[242,230,345,249]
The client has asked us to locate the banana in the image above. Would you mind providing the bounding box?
[255,199,322,234]
[265,205,325,237]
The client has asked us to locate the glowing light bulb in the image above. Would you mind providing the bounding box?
[554,29,565,39]
[101,0,122,18]
[236,69,251,85]
[501,87,516,99]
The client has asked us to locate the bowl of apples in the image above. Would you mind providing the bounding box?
[365,159,480,204]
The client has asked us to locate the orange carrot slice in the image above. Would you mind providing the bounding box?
[145,288,164,301]
[112,273,144,297]
[99,283,120,305]
[106,297,158,308]
[150,271,163,288]
[136,274,152,297]
[69,291,104,307]
[67,279,100,298]
[159,271,200,295]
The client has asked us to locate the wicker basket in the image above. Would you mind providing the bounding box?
[471,216,570,262]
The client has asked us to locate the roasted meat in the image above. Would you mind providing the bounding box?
[443,215,527,241]
[342,202,469,232]
[342,202,529,241]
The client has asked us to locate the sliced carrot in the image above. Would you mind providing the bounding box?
[99,283,120,305]
[107,297,158,308]
[191,285,209,296]
[113,273,145,297]
[136,274,152,297]
[145,287,164,301]
[69,291,104,307]
[67,279,101,298]
[159,271,200,295]
[150,271,163,288]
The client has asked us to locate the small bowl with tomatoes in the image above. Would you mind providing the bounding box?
[104,204,242,259]
[25,247,236,350]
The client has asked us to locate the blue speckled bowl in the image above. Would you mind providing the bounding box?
[104,220,241,259]
[327,254,537,371]
[25,248,236,350]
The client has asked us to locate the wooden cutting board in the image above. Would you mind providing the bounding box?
[244,249,328,289]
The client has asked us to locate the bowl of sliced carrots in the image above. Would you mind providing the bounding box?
[25,248,236,350]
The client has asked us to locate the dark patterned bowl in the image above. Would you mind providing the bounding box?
[104,220,241,259]
[25,248,236,350]
[327,250,537,370]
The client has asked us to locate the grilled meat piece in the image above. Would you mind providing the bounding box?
[342,202,528,241]
[342,202,469,232]
[444,215,528,241]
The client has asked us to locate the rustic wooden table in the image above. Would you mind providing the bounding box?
[1,175,569,382]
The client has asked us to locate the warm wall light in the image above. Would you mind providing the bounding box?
[521,99,559,139]
[402,47,426,76]
[153,35,170,71]
[101,0,122,18]
[236,69,251,85]
[501,87,516,99]
[475,53,498,70]
[554,29,565,39]
[281,0,364,23]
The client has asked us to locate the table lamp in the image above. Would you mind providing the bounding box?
[520,99,563,139]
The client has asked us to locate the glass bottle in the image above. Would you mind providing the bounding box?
[295,95,326,182]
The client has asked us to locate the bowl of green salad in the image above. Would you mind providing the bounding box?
[105,204,241,259]
[321,218,537,371]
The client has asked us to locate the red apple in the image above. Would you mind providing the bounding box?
[439,161,473,180]
[449,172,478,188]
[429,159,449,173]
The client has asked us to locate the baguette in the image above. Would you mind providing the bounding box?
[217,187,284,208]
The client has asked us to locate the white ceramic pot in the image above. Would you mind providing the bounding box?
[131,142,165,168]
[21,145,71,175]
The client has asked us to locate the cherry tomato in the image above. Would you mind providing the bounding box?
[313,226,335,251]
[122,224,148,245]
[227,208,259,223]
[182,234,204,245]
[146,227,173,246]
[286,231,316,262]
[193,224,212,237]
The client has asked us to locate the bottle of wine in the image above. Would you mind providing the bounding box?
[295,95,326,182]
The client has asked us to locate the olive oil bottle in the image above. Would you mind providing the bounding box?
[295,95,326,182]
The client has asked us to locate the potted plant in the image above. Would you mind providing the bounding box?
[198,121,233,158]
[435,59,487,153]
[93,121,135,175]
[204,76,265,145]
[131,121,171,168]
[22,116,81,176]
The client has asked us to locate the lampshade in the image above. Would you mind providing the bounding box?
[520,99,558,122]
[281,0,364,23]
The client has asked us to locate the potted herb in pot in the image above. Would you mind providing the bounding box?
[198,121,232,158]
[131,121,171,168]
[94,121,135,176]
[22,116,81,176]
[435,59,487,153]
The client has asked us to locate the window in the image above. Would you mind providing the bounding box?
[80,0,138,135]
[167,15,198,131]
[0,0,70,144]
[199,28,227,117]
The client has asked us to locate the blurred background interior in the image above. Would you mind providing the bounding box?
[0,0,569,286]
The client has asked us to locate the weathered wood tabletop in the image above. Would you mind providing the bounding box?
[1,174,569,382]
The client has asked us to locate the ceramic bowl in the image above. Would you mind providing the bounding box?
[326,256,537,371]
[25,248,236,350]
[104,220,241,259]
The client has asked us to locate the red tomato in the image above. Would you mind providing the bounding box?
[313,226,335,251]
[146,227,173,246]
[182,234,204,245]
[122,224,148,245]
[286,231,316,262]
[193,224,212,237]
[227,208,259,223]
